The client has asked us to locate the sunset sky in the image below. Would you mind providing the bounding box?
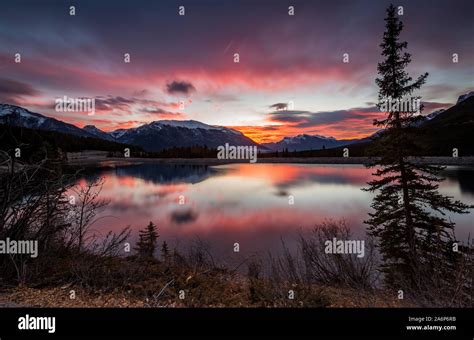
[1,0,473,142]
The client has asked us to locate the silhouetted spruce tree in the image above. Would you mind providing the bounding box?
[365,4,471,291]
[161,241,170,261]
[135,222,159,259]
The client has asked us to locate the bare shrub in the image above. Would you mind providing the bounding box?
[298,220,380,290]
[0,150,74,285]
[261,220,380,291]
[245,220,378,307]
[0,150,130,287]
[64,177,109,253]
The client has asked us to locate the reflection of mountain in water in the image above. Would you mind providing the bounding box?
[112,163,221,184]
[442,167,474,196]
[80,163,224,185]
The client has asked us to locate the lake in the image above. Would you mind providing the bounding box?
[75,163,474,264]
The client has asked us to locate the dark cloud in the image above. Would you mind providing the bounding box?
[140,107,184,118]
[0,78,39,104]
[93,96,179,115]
[165,81,196,95]
[95,96,135,111]
[268,110,317,124]
[268,101,455,130]
[269,103,289,110]
[298,110,364,127]
[268,107,380,128]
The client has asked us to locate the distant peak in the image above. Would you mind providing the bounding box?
[283,134,335,142]
[313,134,336,140]
[83,124,107,133]
[426,109,445,120]
[149,119,218,130]
[457,91,474,104]
[0,103,44,119]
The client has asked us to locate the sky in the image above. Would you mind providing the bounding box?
[0,0,473,143]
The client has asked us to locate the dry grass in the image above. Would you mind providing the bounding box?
[0,283,410,308]
[0,286,147,307]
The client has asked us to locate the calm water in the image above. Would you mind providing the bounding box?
[75,163,474,262]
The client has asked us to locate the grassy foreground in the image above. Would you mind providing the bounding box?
[0,254,407,308]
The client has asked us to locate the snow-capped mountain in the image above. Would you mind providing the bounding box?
[152,120,221,130]
[262,134,359,152]
[109,129,128,140]
[0,104,259,151]
[111,120,258,152]
[0,103,93,138]
[3,95,470,154]
[457,91,474,104]
[426,109,445,120]
[0,103,368,153]
[158,120,242,135]
[411,108,446,127]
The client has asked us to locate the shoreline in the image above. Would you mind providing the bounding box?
[65,154,474,167]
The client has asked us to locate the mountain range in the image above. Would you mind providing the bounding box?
[300,94,474,157]
[0,103,369,152]
[0,103,93,138]
[0,104,258,152]
[1,91,473,153]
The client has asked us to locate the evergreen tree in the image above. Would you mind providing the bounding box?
[365,4,471,293]
[161,241,170,261]
[135,221,159,259]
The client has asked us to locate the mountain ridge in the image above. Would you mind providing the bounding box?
[1,94,471,153]
[0,103,94,138]
[0,104,260,152]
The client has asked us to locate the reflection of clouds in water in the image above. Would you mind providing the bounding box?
[273,167,373,190]
[170,209,199,225]
[217,164,373,192]
[143,185,187,199]
[72,163,474,256]
[274,189,290,197]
